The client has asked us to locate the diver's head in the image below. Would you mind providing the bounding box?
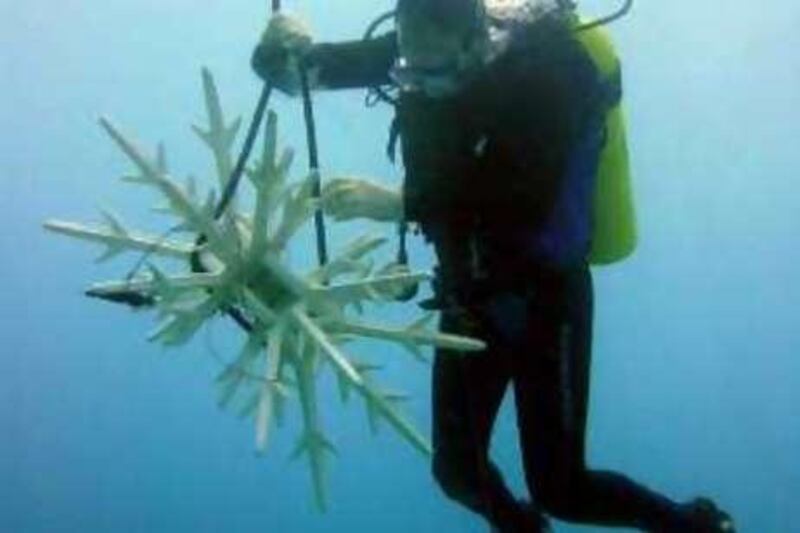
[393,0,489,97]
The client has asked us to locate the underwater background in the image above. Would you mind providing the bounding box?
[2,0,799,531]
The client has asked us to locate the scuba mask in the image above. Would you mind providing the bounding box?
[392,0,488,96]
[390,55,472,97]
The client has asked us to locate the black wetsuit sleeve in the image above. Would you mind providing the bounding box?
[307,32,397,90]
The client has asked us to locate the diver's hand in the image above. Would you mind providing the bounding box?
[251,13,314,95]
[322,178,402,222]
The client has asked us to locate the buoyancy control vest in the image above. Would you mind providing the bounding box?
[396,13,632,277]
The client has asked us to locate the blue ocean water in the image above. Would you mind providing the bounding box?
[2,0,799,531]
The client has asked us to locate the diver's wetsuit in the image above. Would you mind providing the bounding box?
[254,13,691,532]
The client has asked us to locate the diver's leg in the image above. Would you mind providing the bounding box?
[513,265,688,530]
[432,306,532,531]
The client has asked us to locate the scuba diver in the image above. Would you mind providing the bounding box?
[251,0,735,531]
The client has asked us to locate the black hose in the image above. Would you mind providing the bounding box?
[575,0,634,32]
[363,9,396,40]
[363,9,398,107]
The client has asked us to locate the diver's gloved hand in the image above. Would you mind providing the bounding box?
[321,178,403,222]
[251,13,314,95]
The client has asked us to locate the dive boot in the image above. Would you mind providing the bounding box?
[659,497,735,533]
[489,500,553,533]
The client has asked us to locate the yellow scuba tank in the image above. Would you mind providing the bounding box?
[574,24,638,265]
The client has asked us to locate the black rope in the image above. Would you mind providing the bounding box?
[188,1,285,331]
[89,2,288,337]
[215,83,273,220]
[227,306,255,333]
[199,0,285,330]
[298,60,329,267]
[397,220,409,265]
[125,224,183,280]
[183,81,272,334]
[215,0,284,220]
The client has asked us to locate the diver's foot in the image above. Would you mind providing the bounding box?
[674,497,735,533]
[518,501,553,533]
[489,500,553,533]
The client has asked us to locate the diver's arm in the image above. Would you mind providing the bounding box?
[251,21,397,93]
[322,178,403,223]
[306,33,397,90]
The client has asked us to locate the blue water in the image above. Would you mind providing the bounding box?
[2,1,799,531]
